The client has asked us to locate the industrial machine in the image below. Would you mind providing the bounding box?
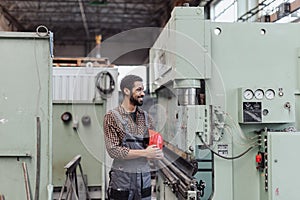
[2,6,300,200]
[52,61,118,199]
[0,30,118,199]
[149,7,300,200]
[0,31,53,199]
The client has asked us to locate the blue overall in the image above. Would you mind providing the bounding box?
[108,110,152,200]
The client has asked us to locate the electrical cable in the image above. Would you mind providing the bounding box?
[225,125,261,141]
[224,126,260,147]
[197,133,258,160]
[225,113,255,141]
[95,71,115,99]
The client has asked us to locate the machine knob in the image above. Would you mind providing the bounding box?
[81,115,91,126]
[61,112,72,123]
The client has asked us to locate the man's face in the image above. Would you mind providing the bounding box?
[129,81,145,106]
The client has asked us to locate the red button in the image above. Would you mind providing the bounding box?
[256,154,262,163]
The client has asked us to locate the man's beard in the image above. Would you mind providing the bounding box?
[130,94,143,106]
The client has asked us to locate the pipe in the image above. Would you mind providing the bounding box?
[78,0,90,40]
[177,184,187,199]
[101,159,106,200]
[22,162,32,200]
[157,160,179,185]
[158,159,197,197]
[34,117,41,200]
[161,157,193,186]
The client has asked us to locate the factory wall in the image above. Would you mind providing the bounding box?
[54,43,149,65]
[54,44,86,58]
[54,29,158,65]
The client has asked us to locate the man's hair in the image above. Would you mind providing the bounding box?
[120,75,143,95]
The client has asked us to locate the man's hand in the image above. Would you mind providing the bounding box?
[125,145,164,160]
[144,145,164,160]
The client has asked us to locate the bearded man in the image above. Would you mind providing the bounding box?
[103,74,163,200]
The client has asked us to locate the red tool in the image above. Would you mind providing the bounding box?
[149,129,164,149]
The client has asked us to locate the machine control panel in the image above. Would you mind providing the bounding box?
[238,87,295,124]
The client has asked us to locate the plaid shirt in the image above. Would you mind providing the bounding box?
[103,105,153,159]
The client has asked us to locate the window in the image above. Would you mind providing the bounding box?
[212,0,237,22]
[262,0,295,15]
[262,0,298,23]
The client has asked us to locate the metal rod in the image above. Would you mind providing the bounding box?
[177,184,187,199]
[58,177,68,200]
[34,117,41,200]
[157,160,179,185]
[66,174,73,200]
[22,162,32,200]
[72,176,80,200]
[77,0,90,40]
[161,157,192,186]
[164,142,191,161]
[78,163,91,200]
[74,171,79,198]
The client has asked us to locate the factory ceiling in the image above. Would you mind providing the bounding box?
[0,0,213,45]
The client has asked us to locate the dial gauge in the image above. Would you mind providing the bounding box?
[243,89,254,100]
[254,89,264,100]
[265,89,275,100]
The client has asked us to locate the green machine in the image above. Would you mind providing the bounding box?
[150,7,300,200]
[0,32,53,199]
[0,31,118,199]
[52,64,118,199]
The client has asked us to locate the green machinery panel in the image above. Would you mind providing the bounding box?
[0,32,52,199]
[267,132,300,200]
[149,7,211,92]
[52,66,118,199]
[52,103,105,186]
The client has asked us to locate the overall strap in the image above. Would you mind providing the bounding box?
[111,109,130,146]
[143,111,149,139]
[144,111,148,129]
[111,109,127,126]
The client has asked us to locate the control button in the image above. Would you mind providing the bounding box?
[256,154,262,163]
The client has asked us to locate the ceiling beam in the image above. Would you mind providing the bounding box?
[0,0,176,46]
[7,10,153,19]
[0,0,166,5]
[0,4,25,30]
[78,0,90,39]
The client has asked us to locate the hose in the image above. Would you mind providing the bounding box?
[197,133,257,160]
